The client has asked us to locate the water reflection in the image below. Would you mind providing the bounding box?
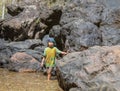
[0,68,63,91]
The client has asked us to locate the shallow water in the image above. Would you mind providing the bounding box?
[0,68,63,91]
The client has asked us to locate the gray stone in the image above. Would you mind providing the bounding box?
[8,39,42,49]
[0,1,62,41]
[0,39,44,70]
[9,52,40,72]
[56,46,120,91]
[7,4,24,16]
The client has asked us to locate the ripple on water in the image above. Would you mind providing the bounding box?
[0,68,63,91]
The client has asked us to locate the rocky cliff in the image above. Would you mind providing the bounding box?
[0,0,120,91]
[57,46,120,91]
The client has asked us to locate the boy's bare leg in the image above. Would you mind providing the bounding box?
[47,67,52,81]
[48,73,51,81]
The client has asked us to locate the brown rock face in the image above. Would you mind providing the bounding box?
[10,52,40,72]
[56,46,120,91]
[0,0,62,41]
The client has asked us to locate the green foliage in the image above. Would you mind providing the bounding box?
[0,1,2,17]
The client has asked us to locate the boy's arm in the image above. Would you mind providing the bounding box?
[55,47,67,55]
[41,57,45,67]
[41,48,47,67]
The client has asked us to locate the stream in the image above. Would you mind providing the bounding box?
[0,68,63,91]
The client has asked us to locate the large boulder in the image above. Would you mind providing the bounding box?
[49,0,120,51]
[8,39,43,50]
[50,20,101,51]
[50,0,103,51]
[56,45,120,91]
[7,4,24,16]
[0,0,62,41]
[49,25,65,50]
[97,0,120,8]
[1,0,120,51]
[1,3,40,41]
[69,85,117,91]
[9,52,40,72]
[7,39,44,62]
[64,20,101,51]
[0,39,13,68]
[0,39,45,70]
[100,7,120,46]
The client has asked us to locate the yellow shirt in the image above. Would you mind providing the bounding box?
[43,47,61,67]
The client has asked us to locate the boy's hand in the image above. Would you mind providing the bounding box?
[61,52,67,55]
[41,62,44,67]
[41,57,45,67]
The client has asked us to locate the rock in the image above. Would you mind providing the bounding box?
[51,20,101,51]
[49,0,120,52]
[100,7,120,46]
[0,39,13,67]
[50,0,120,52]
[102,7,120,25]
[0,0,62,41]
[56,45,120,91]
[9,52,40,72]
[69,85,117,91]
[1,0,120,48]
[40,6,62,26]
[0,39,7,49]
[19,49,43,62]
[50,1,103,51]
[8,39,42,49]
[97,0,120,8]
[7,39,44,62]
[67,20,101,51]
[42,34,50,46]
[1,3,40,41]
[49,25,64,50]
[69,88,81,91]
[7,4,24,16]
[0,39,44,71]
[100,25,120,46]
[85,3,104,25]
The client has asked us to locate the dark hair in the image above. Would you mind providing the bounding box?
[47,38,56,46]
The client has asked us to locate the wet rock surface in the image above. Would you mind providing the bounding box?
[56,46,120,91]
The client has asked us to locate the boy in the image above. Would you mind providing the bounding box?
[41,38,67,81]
